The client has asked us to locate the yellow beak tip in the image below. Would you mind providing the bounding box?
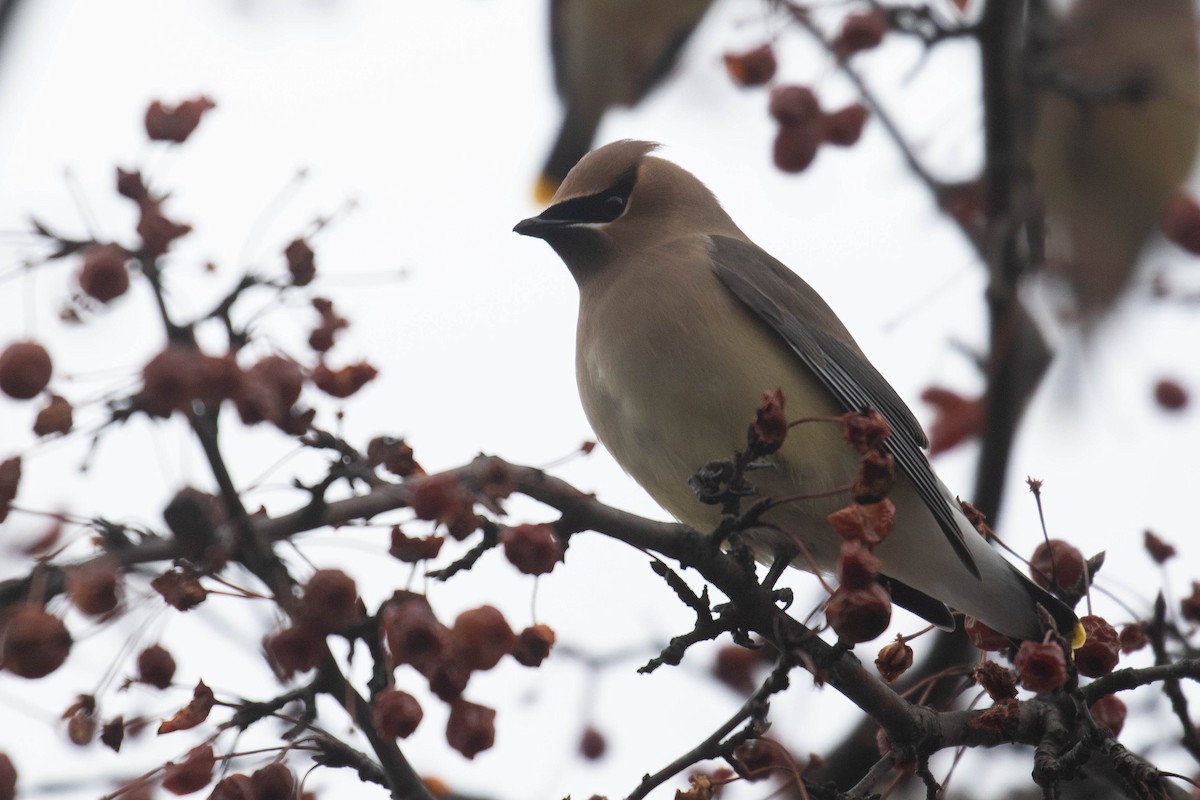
[1071,622,1087,650]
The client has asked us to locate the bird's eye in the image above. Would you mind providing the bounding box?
[602,195,626,218]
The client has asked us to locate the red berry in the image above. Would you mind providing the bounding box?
[835,10,887,58]
[2,605,71,678]
[501,523,561,575]
[768,85,820,124]
[33,394,72,437]
[580,726,607,760]
[451,605,516,672]
[1089,693,1127,737]
[0,341,51,400]
[826,583,892,643]
[1029,539,1085,592]
[66,559,122,616]
[301,569,358,634]
[1154,378,1188,411]
[250,762,295,800]
[285,238,316,286]
[446,699,496,760]
[161,744,215,795]
[723,43,777,88]
[77,243,130,303]
[511,624,556,667]
[964,616,1010,652]
[1075,615,1120,678]
[264,626,324,680]
[137,644,177,690]
[1014,640,1067,693]
[824,103,868,146]
[773,124,820,173]
[372,689,424,739]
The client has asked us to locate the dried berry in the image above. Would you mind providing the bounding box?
[834,10,887,58]
[1029,539,1085,593]
[446,699,496,759]
[311,361,378,398]
[145,96,216,144]
[1119,623,1148,653]
[920,387,984,456]
[33,394,72,437]
[501,523,562,575]
[264,626,324,681]
[100,716,124,752]
[389,526,444,563]
[823,103,868,147]
[1014,640,1067,693]
[852,450,894,503]
[367,437,425,477]
[750,388,787,450]
[580,726,607,760]
[723,43,777,87]
[372,689,424,739]
[451,606,516,672]
[768,85,820,124]
[64,695,96,746]
[66,558,122,616]
[511,624,556,667]
[301,569,358,634]
[1162,192,1200,255]
[77,243,130,303]
[381,595,449,672]
[1154,378,1188,411]
[826,583,891,644]
[411,473,477,540]
[1075,615,1120,678]
[837,540,883,589]
[139,344,201,417]
[974,659,1018,701]
[236,355,304,427]
[0,754,13,800]
[964,616,1010,652]
[1089,693,1127,737]
[713,644,763,694]
[162,744,215,795]
[151,566,208,611]
[0,341,52,400]
[250,763,295,800]
[138,644,176,690]
[285,238,316,286]
[1143,530,1177,563]
[163,488,224,563]
[158,680,215,734]
[426,656,471,702]
[842,409,889,453]
[1183,582,1200,624]
[772,123,820,173]
[1,605,71,678]
[874,635,912,683]
[209,774,255,800]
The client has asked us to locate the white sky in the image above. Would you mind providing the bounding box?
[1,1,1199,798]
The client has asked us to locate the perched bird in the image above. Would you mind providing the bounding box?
[536,0,716,204]
[515,140,1080,643]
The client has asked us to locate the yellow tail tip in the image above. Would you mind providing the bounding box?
[1070,622,1087,650]
[534,174,560,205]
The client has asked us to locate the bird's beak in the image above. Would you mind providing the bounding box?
[513,214,572,240]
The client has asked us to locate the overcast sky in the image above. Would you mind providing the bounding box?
[1,2,1199,798]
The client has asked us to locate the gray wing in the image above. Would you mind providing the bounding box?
[708,234,980,579]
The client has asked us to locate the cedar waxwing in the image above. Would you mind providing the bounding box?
[1032,0,1200,316]
[536,0,716,204]
[515,140,1081,643]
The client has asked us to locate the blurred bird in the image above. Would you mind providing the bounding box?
[515,140,1081,643]
[1032,0,1200,316]
[536,0,716,204]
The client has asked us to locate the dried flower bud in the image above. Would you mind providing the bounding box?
[373,689,423,739]
[724,43,777,87]
[0,341,52,400]
[750,388,787,450]
[446,699,496,759]
[2,605,71,678]
[1029,539,1085,593]
[1089,693,1127,737]
[511,624,555,667]
[974,659,1018,701]
[100,716,124,752]
[1014,640,1067,693]
[501,523,562,575]
[874,635,912,682]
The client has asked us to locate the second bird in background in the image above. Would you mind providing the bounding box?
[537,0,716,203]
